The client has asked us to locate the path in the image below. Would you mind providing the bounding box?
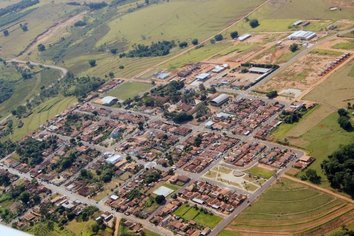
[284,175,354,204]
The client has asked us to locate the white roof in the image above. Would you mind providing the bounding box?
[110,194,119,200]
[105,154,122,164]
[248,67,272,74]
[212,65,225,73]
[102,96,118,104]
[212,94,229,104]
[192,198,204,204]
[153,186,174,197]
[216,112,233,118]
[196,73,210,80]
[205,121,214,127]
[288,30,316,40]
[239,33,251,41]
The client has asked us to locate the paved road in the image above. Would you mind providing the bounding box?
[0,165,173,236]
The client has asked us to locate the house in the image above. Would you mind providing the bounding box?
[101,96,118,106]
[210,94,229,106]
[292,20,303,26]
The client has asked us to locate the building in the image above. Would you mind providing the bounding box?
[212,65,226,73]
[101,96,118,106]
[248,67,272,74]
[210,94,230,106]
[196,73,211,81]
[287,30,316,40]
[292,20,303,26]
[105,154,122,165]
[239,33,251,41]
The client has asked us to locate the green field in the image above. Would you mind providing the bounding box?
[0,66,62,116]
[173,203,222,228]
[271,59,354,189]
[97,0,264,48]
[222,178,354,235]
[225,0,354,35]
[0,1,82,57]
[5,96,77,141]
[107,81,152,100]
[332,40,354,50]
[246,166,274,179]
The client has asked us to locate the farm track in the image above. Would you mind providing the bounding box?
[17,10,87,57]
[284,175,354,204]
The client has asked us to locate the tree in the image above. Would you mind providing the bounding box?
[172,112,193,124]
[322,144,354,197]
[155,195,166,205]
[289,43,299,52]
[88,59,96,67]
[191,38,199,45]
[92,223,99,233]
[3,30,9,37]
[338,116,352,131]
[249,19,259,28]
[214,34,224,41]
[266,90,278,99]
[305,169,321,184]
[230,31,239,39]
[19,191,30,204]
[110,48,118,54]
[338,108,349,117]
[179,41,188,48]
[37,44,46,52]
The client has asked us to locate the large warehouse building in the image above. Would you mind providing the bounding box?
[288,30,316,40]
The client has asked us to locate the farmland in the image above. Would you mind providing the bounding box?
[221,178,354,235]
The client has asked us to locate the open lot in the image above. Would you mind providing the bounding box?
[222,178,354,235]
[107,81,152,100]
[174,203,223,228]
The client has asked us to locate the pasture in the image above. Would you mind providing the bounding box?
[97,0,264,48]
[0,66,61,116]
[107,81,152,100]
[222,178,354,235]
[0,2,82,57]
[225,0,354,36]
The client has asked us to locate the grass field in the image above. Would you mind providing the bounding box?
[107,81,152,100]
[332,39,354,50]
[271,59,354,189]
[0,67,62,116]
[97,0,264,48]
[222,178,354,235]
[225,0,354,36]
[246,165,274,179]
[0,2,82,57]
[173,203,222,228]
[5,96,77,141]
